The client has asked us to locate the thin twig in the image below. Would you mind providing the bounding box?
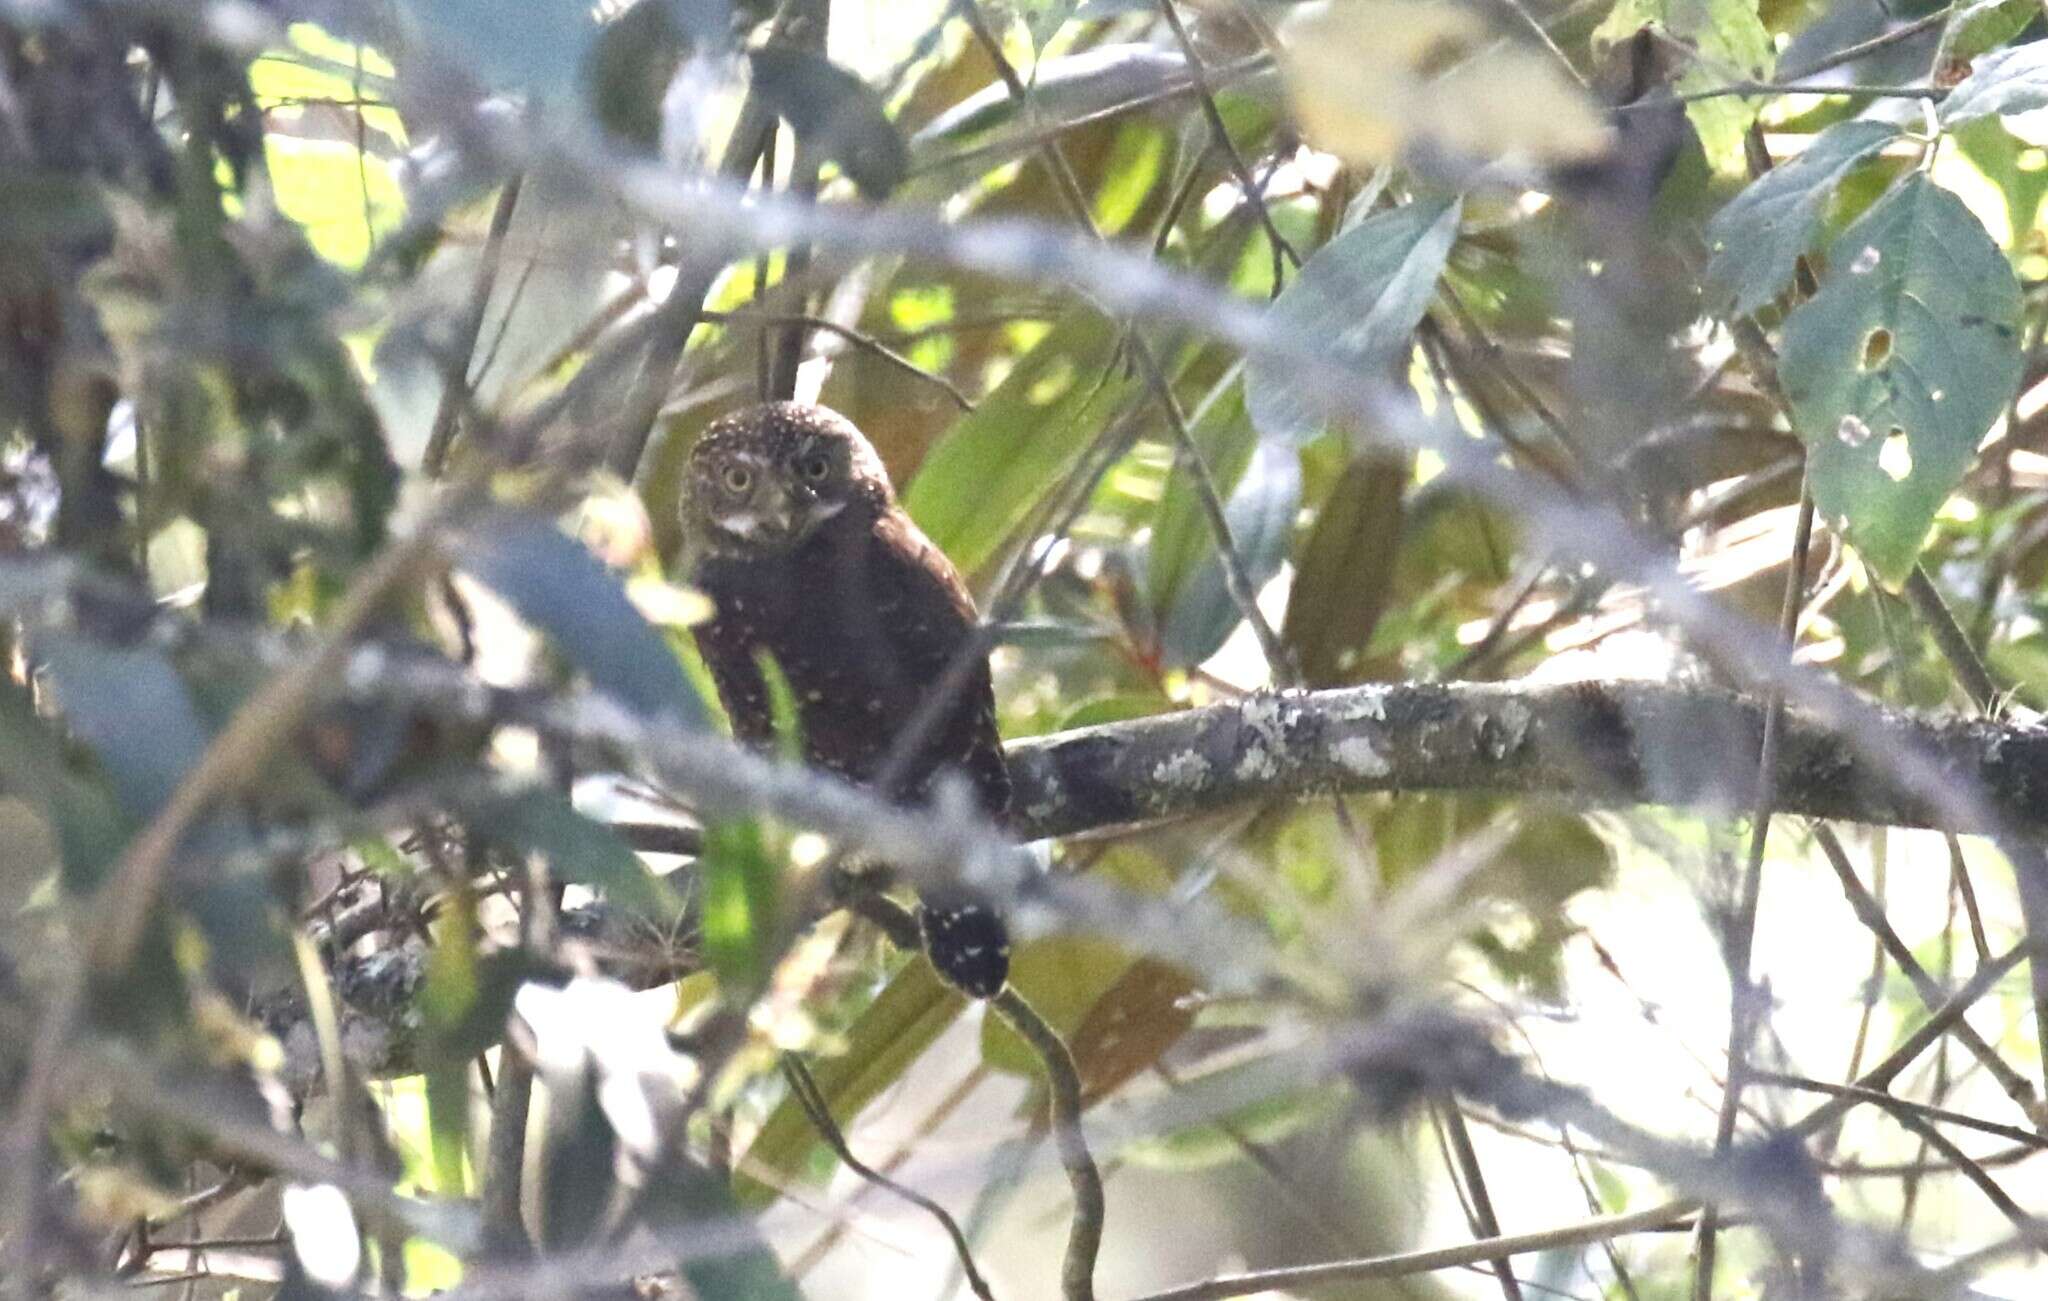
[779,1054,996,1301]
[1152,0,1300,285]
[1808,823,2039,1120]
[424,174,524,476]
[954,0,1296,684]
[1884,1105,2048,1250]
[1128,1199,1702,1301]
[701,309,976,411]
[1749,1070,2048,1151]
[1775,8,1950,81]
[1692,483,1815,1300]
[1433,1097,1525,1301]
[990,987,1104,1301]
[1903,565,2004,712]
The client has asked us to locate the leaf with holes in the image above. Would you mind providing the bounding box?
[1703,119,1900,317]
[1780,175,2022,584]
[1940,40,2048,127]
[1246,197,1460,446]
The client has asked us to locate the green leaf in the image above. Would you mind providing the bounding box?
[737,959,965,1203]
[697,818,779,991]
[1703,119,1900,317]
[461,512,706,726]
[1245,196,1461,446]
[1159,439,1301,668]
[1940,38,2048,127]
[1282,451,1408,686]
[1941,0,2041,64]
[904,307,1139,575]
[1597,0,1775,174]
[479,790,682,922]
[1780,174,2023,583]
[747,47,909,198]
[1147,370,1251,624]
[980,936,1132,1077]
[36,633,210,822]
[265,136,405,269]
[913,45,1189,153]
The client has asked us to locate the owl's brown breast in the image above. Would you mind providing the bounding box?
[690,502,1010,821]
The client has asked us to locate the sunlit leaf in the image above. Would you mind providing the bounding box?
[905,307,1140,576]
[460,511,707,725]
[1703,119,1900,317]
[1246,196,1461,446]
[697,818,779,991]
[265,136,405,269]
[1780,174,2023,583]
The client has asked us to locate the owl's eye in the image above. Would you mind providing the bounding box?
[720,464,753,494]
[797,452,832,482]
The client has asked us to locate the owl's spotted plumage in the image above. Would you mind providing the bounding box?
[680,402,1011,996]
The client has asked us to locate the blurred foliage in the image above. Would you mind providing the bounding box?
[2,0,2047,1295]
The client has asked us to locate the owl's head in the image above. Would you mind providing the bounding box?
[680,402,893,557]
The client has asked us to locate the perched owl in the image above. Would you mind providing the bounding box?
[679,402,1011,997]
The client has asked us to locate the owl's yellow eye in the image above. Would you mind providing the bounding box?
[720,464,753,494]
[798,452,832,482]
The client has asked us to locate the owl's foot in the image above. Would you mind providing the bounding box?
[918,899,1011,998]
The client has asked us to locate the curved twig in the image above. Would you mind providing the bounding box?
[780,1053,996,1300]
[991,987,1103,1301]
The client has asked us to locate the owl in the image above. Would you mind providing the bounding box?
[679,402,1011,997]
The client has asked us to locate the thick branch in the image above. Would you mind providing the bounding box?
[1004,680,2048,839]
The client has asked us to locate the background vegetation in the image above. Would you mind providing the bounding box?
[4,0,2048,1295]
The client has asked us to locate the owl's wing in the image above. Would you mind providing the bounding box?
[865,510,1013,824]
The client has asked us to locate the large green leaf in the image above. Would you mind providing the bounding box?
[461,511,706,726]
[904,307,1139,576]
[1703,119,1901,317]
[1146,370,1250,625]
[1282,450,1408,686]
[696,818,779,991]
[1940,39,2048,127]
[480,789,682,922]
[1780,175,2023,583]
[1245,196,1460,446]
[1158,439,1301,668]
[1597,0,1775,174]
